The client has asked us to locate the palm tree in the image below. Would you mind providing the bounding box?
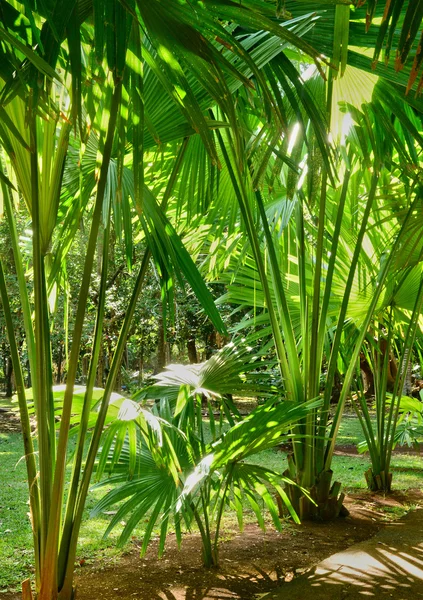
[194,66,423,518]
[1,1,423,597]
[0,2,344,598]
[89,343,321,567]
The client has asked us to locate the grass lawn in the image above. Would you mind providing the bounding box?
[251,446,423,491]
[0,414,422,591]
[0,397,14,409]
[0,432,34,589]
[0,432,145,591]
[337,413,373,446]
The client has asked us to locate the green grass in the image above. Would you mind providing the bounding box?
[0,397,14,409]
[332,453,423,490]
[0,432,154,591]
[1,414,422,591]
[0,432,34,589]
[249,446,423,491]
[336,413,376,446]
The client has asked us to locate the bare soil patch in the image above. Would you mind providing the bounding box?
[0,407,21,434]
[333,443,423,456]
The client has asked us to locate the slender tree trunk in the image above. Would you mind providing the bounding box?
[187,338,198,363]
[379,337,398,392]
[216,332,230,349]
[114,357,122,392]
[96,351,104,387]
[5,355,13,397]
[165,340,171,365]
[81,354,88,384]
[56,344,63,384]
[155,316,166,374]
[360,352,374,397]
[205,330,217,360]
[138,350,143,387]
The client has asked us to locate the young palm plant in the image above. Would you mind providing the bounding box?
[91,346,321,568]
[353,265,423,491]
[204,69,423,518]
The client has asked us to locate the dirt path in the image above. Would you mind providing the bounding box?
[0,406,21,433]
[3,492,422,600]
[264,506,423,600]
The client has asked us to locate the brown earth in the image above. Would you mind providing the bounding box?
[0,407,22,433]
[2,491,422,600]
[265,505,423,600]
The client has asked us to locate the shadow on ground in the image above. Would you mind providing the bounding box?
[264,509,423,600]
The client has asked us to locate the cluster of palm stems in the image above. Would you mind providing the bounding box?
[1,1,423,598]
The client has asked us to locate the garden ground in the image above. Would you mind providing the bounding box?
[265,505,423,600]
[2,491,422,600]
[1,403,422,600]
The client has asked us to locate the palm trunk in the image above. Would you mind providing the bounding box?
[155,315,166,374]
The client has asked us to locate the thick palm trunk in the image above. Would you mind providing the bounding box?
[364,468,392,492]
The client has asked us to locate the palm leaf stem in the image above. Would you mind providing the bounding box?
[377,315,393,462]
[291,192,308,475]
[213,122,294,404]
[191,495,214,568]
[59,248,151,598]
[303,170,329,488]
[308,171,327,402]
[316,169,379,471]
[324,191,423,470]
[385,275,423,472]
[252,184,306,474]
[351,388,379,465]
[213,462,235,564]
[355,317,394,481]
[313,169,353,468]
[0,157,37,389]
[253,187,303,400]
[57,208,112,590]
[0,260,41,587]
[315,170,351,375]
[201,486,215,566]
[40,81,123,600]
[30,112,55,577]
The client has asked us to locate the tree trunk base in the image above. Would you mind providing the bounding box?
[282,458,347,521]
[365,467,392,492]
[22,580,33,600]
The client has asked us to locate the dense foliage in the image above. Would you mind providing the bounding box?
[1,1,423,599]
